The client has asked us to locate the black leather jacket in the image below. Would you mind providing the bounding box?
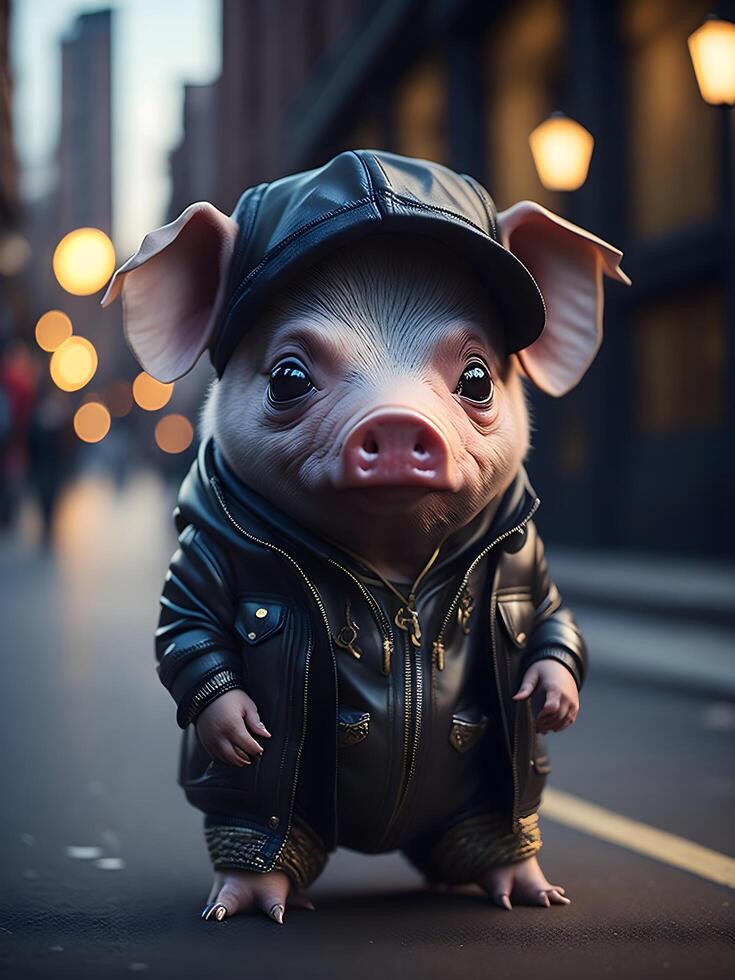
[156,439,587,873]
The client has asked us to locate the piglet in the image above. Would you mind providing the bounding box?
[103,151,628,923]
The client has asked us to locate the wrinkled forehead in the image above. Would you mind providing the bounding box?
[257,233,505,367]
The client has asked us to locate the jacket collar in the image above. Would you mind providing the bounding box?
[180,437,539,587]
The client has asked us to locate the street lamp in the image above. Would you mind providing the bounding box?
[529,111,594,192]
[688,14,735,105]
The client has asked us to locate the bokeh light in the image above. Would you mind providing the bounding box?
[105,380,134,418]
[155,414,193,454]
[73,402,111,443]
[49,336,98,392]
[132,371,174,411]
[35,310,73,352]
[529,112,594,191]
[53,228,116,296]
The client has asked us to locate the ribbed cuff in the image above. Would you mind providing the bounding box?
[184,669,243,727]
[404,810,542,885]
[205,823,269,871]
[272,816,328,891]
[205,816,328,890]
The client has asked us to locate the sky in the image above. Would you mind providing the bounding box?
[11,0,221,257]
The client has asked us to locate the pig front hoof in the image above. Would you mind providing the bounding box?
[202,868,315,924]
[478,855,571,910]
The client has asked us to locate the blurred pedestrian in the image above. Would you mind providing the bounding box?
[0,339,36,530]
[27,382,73,546]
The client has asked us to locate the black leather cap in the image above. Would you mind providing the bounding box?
[211,149,546,376]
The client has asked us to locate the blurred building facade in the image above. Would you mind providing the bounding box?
[57,10,113,238]
[169,0,735,559]
[26,10,138,403]
[0,0,26,341]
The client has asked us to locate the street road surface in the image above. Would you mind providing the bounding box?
[0,472,733,979]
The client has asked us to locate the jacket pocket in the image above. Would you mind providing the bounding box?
[449,706,488,753]
[338,707,370,746]
[233,595,296,732]
[496,593,535,649]
[179,724,260,794]
[234,597,289,646]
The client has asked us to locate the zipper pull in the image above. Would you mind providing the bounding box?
[432,640,446,671]
[394,605,422,648]
[382,637,393,675]
[457,586,474,635]
[334,599,363,659]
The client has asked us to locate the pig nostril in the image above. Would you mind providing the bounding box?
[414,442,428,458]
[363,437,379,456]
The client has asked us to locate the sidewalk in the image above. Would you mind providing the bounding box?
[549,548,735,700]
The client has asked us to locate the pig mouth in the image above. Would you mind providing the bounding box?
[335,483,455,514]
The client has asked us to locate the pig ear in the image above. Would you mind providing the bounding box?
[497,201,631,397]
[101,203,238,383]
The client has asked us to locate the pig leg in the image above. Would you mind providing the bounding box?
[402,808,568,908]
[202,814,327,923]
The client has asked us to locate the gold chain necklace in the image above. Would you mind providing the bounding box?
[339,542,445,649]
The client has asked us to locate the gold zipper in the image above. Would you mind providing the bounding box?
[328,497,539,847]
[210,476,339,866]
[335,542,443,653]
[325,559,394,673]
[490,590,519,829]
[432,498,540,670]
[374,631,413,848]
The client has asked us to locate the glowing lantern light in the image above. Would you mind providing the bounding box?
[155,414,194,454]
[132,371,174,411]
[73,402,111,443]
[688,16,735,105]
[35,310,73,352]
[529,112,595,191]
[49,336,98,392]
[53,228,116,296]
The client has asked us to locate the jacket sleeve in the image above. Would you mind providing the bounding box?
[523,528,588,690]
[155,519,245,728]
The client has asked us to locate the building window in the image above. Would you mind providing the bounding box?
[393,52,448,164]
[634,282,725,435]
[624,0,720,238]
[484,0,566,212]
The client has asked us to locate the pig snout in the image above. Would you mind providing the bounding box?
[336,409,457,491]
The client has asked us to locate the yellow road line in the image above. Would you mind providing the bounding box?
[541,787,735,889]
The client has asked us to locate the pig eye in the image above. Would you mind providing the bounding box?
[268,357,314,404]
[455,360,494,405]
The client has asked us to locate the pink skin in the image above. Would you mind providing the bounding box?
[205,235,531,582]
[196,236,580,921]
